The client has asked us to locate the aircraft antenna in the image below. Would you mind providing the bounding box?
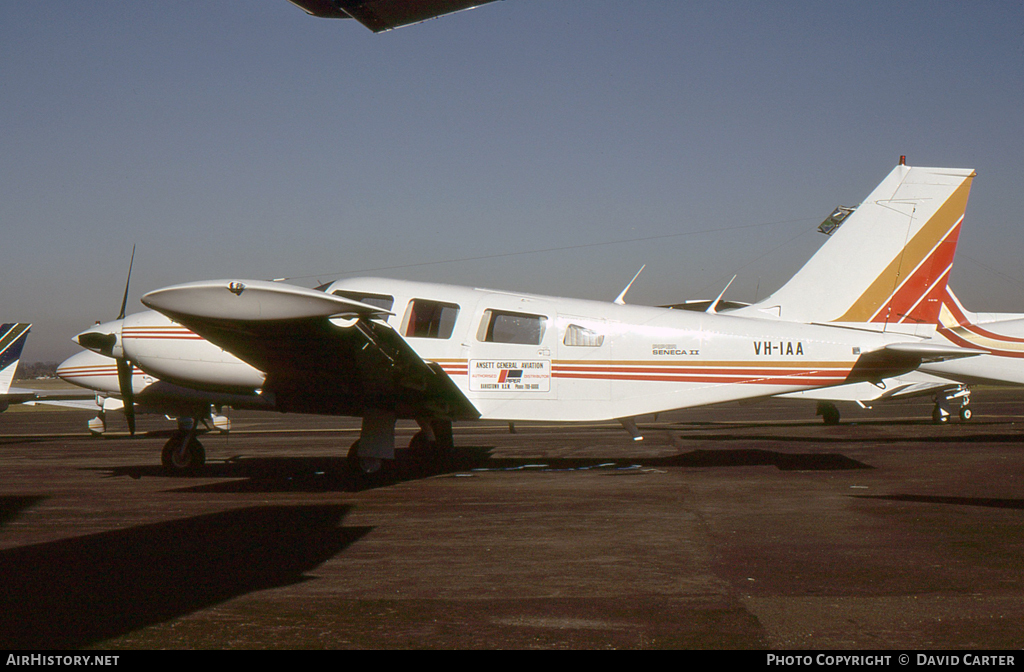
[706,275,737,314]
[614,265,646,305]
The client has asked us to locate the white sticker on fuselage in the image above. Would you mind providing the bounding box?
[470,360,550,392]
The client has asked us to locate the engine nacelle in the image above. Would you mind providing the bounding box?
[121,310,266,393]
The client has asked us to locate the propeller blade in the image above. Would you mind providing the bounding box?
[118,245,136,320]
[117,358,135,435]
[115,246,137,434]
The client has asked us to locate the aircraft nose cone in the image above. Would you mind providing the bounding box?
[55,352,87,383]
[55,358,72,382]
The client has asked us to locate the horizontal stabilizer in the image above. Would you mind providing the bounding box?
[882,341,985,362]
[845,342,983,385]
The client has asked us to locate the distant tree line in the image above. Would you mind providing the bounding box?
[14,362,60,380]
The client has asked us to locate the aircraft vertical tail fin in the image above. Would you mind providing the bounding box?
[733,163,975,335]
[0,323,31,395]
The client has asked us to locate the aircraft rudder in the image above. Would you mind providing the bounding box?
[857,170,974,327]
[736,163,974,326]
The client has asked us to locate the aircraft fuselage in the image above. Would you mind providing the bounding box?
[68,276,936,424]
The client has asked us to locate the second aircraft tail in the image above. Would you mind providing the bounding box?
[0,323,32,395]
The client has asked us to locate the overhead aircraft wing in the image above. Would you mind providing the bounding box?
[287,0,499,32]
[142,280,479,421]
[845,342,984,386]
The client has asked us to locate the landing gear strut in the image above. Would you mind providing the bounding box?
[346,416,455,478]
[408,419,455,468]
[932,385,972,424]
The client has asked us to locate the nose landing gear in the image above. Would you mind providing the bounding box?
[160,417,206,474]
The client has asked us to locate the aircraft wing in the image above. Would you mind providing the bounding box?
[23,397,103,411]
[287,0,499,32]
[0,386,97,412]
[142,280,479,421]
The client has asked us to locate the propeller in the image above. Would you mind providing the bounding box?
[117,246,136,435]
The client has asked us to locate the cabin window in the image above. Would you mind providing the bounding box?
[563,324,605,347]
[477,310,547,345]
[331,290,395,312]
[405,299,459,339]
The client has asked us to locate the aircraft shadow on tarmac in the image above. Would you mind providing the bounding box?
[0,495,46,527]
[854,494,1024,510]
[669,426,1024,445]
[0,504,372,649]
[91,445,873,495]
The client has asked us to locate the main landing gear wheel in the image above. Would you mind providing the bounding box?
[959,406,973,421]
[346,440,382,475]
[161,433,206,474]
[408,420,455,469]
[817,402,841,425]
[932,404,950,424]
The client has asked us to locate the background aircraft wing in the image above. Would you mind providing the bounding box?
[287,0,499,32]
[23,397,104,411]
[142,280,479,421]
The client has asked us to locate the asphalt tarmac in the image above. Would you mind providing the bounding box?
[1,390,1023,650]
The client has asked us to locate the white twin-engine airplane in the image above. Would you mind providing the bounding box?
[61,163,981,475]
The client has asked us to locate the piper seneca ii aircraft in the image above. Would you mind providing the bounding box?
[62,162,982,475]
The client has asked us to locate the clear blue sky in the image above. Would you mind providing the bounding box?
[3,1,1023,362]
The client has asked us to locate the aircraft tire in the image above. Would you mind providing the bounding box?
[161,435,206,474]
[932,405,950,424]
[345,440,383,475]
[817,402,840,425]
[408,431,434,452]
[431,419,455,453]
[960,406,973,421]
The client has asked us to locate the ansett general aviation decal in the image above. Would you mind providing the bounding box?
[470,360,551,392]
